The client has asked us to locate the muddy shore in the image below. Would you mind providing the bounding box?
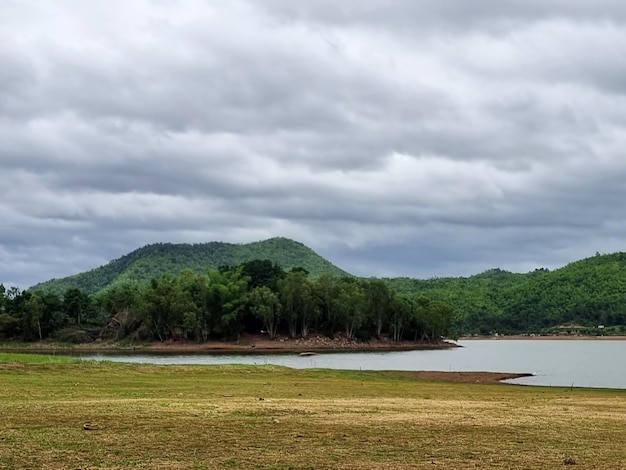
[377,370,533,385]
[460,334,626,340]
[0,334,459,353]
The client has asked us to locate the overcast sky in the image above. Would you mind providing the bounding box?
[2,1,626,288]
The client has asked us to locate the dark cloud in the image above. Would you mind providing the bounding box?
[1,0,625,288]
[259,1,626,30]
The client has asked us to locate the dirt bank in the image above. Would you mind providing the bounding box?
[143,334,458,353]
[460,335,626,341]
[0,334,459,353]
[378,370,534,385]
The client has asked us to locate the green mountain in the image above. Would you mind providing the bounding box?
[30,237,350,295]
[28,238,626,335]
[385,252,626,335]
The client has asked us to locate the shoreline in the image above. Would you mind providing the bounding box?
[0,335,459,354]
[376,370,534,385]
[459,334,626,341]
[0,338,536,386]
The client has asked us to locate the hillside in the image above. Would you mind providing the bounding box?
[26,241,626,336]
[385,252,626,335]
[30,237,350,295]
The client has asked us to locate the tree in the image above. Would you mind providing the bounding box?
[139,274,186,341]
[96,284,141,339]
[313,275,340,335]
[248,286,282,339]
[0,313,19,339]
[0,284,5,313]
[365,279,392,338]
[389,295,411,342]
[24,293,44,340]
[335,279,366,340]
[63,288,94,328]
[423,300,454,341]
[206,269,248,340]
[240,260,285,291]
[278,271,315,338]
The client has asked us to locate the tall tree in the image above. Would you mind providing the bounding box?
[206,269,248,339]
[389,295,411,342]
[63,288,94,328]
[240,259,285,291]
[278,271,315,338]
[336,279,366,340]
[248,286,282,339]
[313,275,340,335]
[366,279,392,338]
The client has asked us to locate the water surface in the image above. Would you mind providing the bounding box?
[76,340,626,389]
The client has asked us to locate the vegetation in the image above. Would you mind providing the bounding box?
[29,237,349,295]
[1,354,625,469]
[8,240,626,339]
[385,252,626,336]
[0,261,452,344]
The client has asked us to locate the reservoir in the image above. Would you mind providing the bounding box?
[76,339,626,389]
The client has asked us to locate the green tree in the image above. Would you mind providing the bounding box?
[139,274,187,340]
[366,279,392,338]
[389,295,411,342]
[278,271,315,338]
[248,286,282,339]
[96,284,142,339]
[0,284,5,313]
[240,259,285,291]
[24,293,44,340]
[313,275,340,335]
[63,288,94,327]
[206,269,248,339]
[336,279,366,340]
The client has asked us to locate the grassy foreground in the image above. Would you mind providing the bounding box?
[1,354,625,469]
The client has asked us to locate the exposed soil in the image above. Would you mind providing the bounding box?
[0,334,459,353]
[460,334,626,341]
[377,370,534,385]
[141,333,459,353]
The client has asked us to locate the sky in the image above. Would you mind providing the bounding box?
[2,1,626,289]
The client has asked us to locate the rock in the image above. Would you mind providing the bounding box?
[563,456,577,465]
[83,423,99,431]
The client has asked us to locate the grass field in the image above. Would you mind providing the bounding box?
[1,353,625,469]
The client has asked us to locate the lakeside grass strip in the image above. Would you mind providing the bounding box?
[1,355,625,469]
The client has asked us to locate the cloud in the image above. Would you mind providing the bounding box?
[1,0,625,288]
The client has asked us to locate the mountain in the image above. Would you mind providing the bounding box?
[385,252,626,335]
[30,237,350,295]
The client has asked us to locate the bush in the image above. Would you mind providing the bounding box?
[0,313,20,339]
[52,328,95,343]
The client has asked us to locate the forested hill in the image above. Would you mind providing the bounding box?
[30,237,350,295]
[25,240,626,336]
[385,252,626,335]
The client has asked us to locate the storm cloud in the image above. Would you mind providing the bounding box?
[2,0,626,288]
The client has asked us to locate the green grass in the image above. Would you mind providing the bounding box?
[0,351,80,364]
[1,354,625,469]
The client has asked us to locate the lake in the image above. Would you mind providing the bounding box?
[75,339,626,389]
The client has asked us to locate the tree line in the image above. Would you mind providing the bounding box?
[387,252,626,336]
[0,260,453,343]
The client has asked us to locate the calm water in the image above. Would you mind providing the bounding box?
[75,340,626,389]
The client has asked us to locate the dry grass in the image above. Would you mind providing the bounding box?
[1,355,625,469]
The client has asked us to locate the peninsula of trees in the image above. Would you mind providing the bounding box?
[0,261,451,344]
